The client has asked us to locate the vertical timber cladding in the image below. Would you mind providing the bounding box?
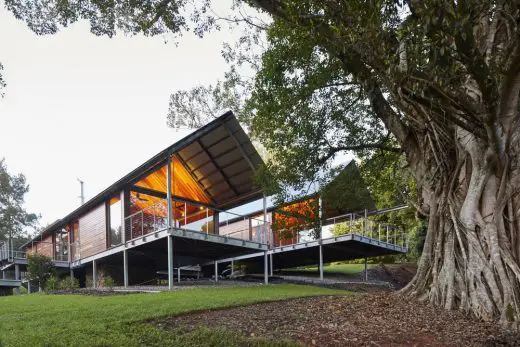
[36,234,54,258]
[25,234,54,257]
[79,203,107,258]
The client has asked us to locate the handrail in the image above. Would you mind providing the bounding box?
[124,198,272,245]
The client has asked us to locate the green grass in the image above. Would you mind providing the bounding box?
[283,263,371,275]
[0,284,346,347]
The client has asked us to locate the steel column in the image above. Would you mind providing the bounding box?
[168,235,174,290]
[364,257,368,281]
[92,260,97,289]
[263,195,267,245]
[231,260,234,276]
[264,251,268,284]
[123,249,128,288]
[28,280,31,294]
[14,264,20,294]
[1,270,5,280]
[167,156,173,228]
[269,253,273,276]
[70,268,74,280]
[177,267,181,283]
[319,197,323,281]
[319,244,324,280]
[214,261,218,283]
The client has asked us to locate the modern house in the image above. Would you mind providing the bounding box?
[0,111,407,291]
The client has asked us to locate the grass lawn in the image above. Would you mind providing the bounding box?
[0,284,347,347]
[283,263,371,276]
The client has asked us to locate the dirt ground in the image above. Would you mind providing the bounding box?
[153,293,520,346]
[150,264,520,346]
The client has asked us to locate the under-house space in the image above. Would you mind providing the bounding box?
[0,111,407,292]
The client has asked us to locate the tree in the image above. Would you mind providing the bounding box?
[6,0,520,328]
[0,159,38,250]
[26,253,55,290]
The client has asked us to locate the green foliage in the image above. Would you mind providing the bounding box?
[44,276,58,292]
[103,276,115,289]
[359,151,422,261]
[12,285,27,295]
[0,159,38,248]
[0,284,346,346]
[26,254,55,285]
[57,277,80,290]
[85,275,93,288]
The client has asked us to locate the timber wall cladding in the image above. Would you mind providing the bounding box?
[25,234,54,257]
[79,203,107,258]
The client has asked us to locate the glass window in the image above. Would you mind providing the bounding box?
[70,222,79,260]
[55,228,69,261]
[109,196,122,246]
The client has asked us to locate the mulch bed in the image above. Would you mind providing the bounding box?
[152,293,520,346]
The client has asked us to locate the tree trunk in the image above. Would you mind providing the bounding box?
[401,126,520,329]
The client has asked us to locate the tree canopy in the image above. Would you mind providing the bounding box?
[0,159,38,249]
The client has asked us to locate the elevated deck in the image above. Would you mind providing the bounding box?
[72,226,268,268]
[0,279,21,288]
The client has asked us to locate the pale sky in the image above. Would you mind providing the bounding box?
[0,2,240,228]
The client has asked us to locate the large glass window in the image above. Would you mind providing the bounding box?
[109,196,122,246]
[55,228,69,261]
[70,222,79,260]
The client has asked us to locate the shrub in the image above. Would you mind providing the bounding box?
[12,286,27,295]
[45,276,58,291]
[103,276,114,290]
[58,277,80,290]
[85,275,94,288]
[27,254,55,286]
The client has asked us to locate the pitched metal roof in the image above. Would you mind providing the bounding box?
[22,111,265,248]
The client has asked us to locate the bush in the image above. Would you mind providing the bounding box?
[27,254,55,286]
[102,276,114,289]
[45,276,58,291]
[85,275,94,288]
[12,286,27,295]
[58,277,80,290]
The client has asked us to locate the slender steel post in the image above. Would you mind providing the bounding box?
[168,236,174,290]
[167,156,173,228]
[262,194,267,245]
[123,249,128,288]
[177,267,181,283]
[319,244,324,280]
[121,190,126,244]
[214,261,218,283]
[364,257,368,281]
[28,280,31,294]
[70,268,74,280]
[318,197,324,281]
[92,260,97,289]
[1,270,5,280]
[231,260,234,276]
[264,251,268,284]
[167,156,174,290]
[270,253,273,276]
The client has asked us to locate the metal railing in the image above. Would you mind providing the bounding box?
[0,242,27,261]
[124,198,272,245]
[323,213,408,248]
[272,211,408,249]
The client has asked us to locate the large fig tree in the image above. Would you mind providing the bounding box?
[5,0,520,327]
